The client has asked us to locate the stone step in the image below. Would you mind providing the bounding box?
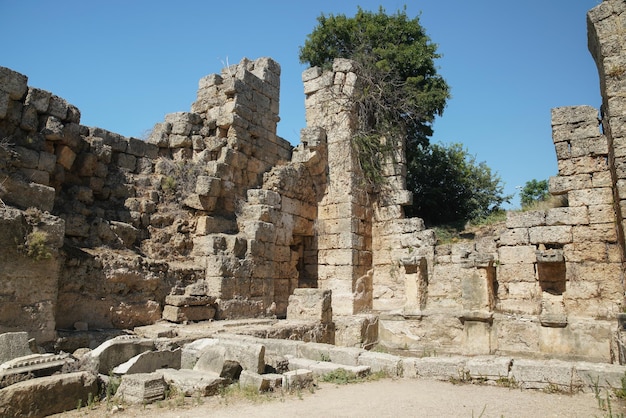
[285,355,370,378]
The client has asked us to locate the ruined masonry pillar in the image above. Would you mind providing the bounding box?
[588,1,626,268]
[303,59,372,315]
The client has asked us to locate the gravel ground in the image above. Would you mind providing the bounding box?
[54,377,619,418]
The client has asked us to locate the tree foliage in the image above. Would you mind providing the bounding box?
[405,143,510,226]
[520,179,550,208]
[300,7,508,225]
[299,6,449,149]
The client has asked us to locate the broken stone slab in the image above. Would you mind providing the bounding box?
[112,348,181,375]
[114,372,167,405]
[286,356,370,378]
[0,371,98,417]
[327,346,364,367]
[218,339,265,374]
[574,361,626,392]
[165,294,216,307]
[0,353,74,381]
[406,356,468,381]
[465,356,513,380]
[162,305,216,323]
[181,338,219,369]
[356,351,403,376]
[282,369,314,390]
[510,358,578,390]
[161,368,226,396]
[0,332,32,364]
[239,370,283,392]
[286,288,332,324]
[85,336,155,374]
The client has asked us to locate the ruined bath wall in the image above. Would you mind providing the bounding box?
[0,57,295,338]
[376,1,626,363]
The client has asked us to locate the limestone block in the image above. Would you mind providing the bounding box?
[557,156,608,176]
[465,356,512,380]
[574,362,626,392]
[572,223,617,242]
[55,144,76,170]
[113,348,181,375]
[19,105,38,131]
[0,66,28,100]
[110,221,138,248]
[114,372,167,404]
[287,356,370,377]
[282,369,314,390]
[551,105,599,127]
[247,189,281,207]
[0,332,32,364]
[411,356,467,381]
[302,66,322,82]
[546,207,589,226]
[41,115,64,141]
[499,228,529,246]
[161,368,225,396]
[506,211,545,228]
[241,220,276,242]
[146,122,171,147]
[239,370,282,392]
[47,95,69,120]
[549,174,592,194]
[162,305,216,323]
[180,339,219,369]
[85,336,155,374]
[357,351,403,376]
[195,176,221,197]
[2,176,56,212]
[492,315,539,354]
[510,358,576,390]
[169,134,192,148]
[589,204,615,224]
[25,87,51,113]
[528,225,572,245]
[563,242,609,262]
[287,289,332,324]
[498,245,537,264]
[13,146,39,169]
[195,339,265,374]
[0,371,98,417]
[569,187,613,206]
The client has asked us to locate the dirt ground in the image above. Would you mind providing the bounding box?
[55,377,622,418]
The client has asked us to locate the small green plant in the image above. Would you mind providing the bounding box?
[449,370,471,385]
[321,369,359,385]
[319,353,331,362]
[161,176,177,194]
[21,231,52,261]
[495,376,518,388]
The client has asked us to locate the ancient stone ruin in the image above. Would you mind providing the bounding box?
[0,0,625,415]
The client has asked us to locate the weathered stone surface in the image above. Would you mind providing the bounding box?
[113,348,181,375]
[114,372,167,404]
[286,288,332,324]
[282,369,314,390]
[0,332,31,364]
[161,368,225,396]
[510,359,576,390]
[85,337,155,374]
[0,371,98,417]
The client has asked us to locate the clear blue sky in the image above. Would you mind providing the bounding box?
[1,1,602,207]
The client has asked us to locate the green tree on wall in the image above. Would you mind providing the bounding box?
[299,6,509,226]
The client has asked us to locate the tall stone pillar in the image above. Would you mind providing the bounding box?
[303,59,372,315]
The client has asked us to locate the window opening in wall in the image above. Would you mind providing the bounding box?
[536,244,566,296]
[293,235,317,288]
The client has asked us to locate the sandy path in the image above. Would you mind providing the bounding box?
[56,377,617,418]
